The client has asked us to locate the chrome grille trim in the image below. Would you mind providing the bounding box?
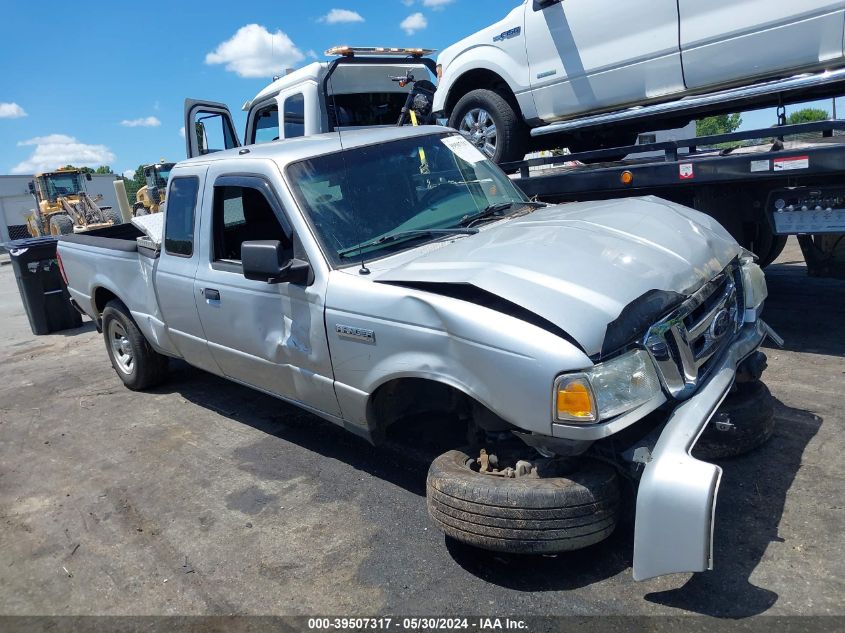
[644,264,743,399]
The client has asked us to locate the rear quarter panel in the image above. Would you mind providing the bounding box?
[58,241,177,356]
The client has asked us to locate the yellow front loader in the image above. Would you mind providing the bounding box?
[26,168,122,236]
[133,162,174,216]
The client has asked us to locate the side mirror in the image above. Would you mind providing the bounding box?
[28,181,35,195]
[242,240,310,285]
[85,173,93,181]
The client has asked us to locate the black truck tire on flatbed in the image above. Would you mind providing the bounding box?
[426,450,620,554]
[449,89,527,165]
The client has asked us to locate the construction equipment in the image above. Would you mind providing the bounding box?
[26,168,122,236]
[133,162,174,216]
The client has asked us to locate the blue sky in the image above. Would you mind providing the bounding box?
[1,0,512,177]
[1,0,841,177]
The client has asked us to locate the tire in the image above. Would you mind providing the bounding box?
[759,234,788,268]
[426,450,620,554]
[49,214,74,235]
[102,300,168,391]
[102,207,123,226]
[693,381,775,460]
[448,89,527,164]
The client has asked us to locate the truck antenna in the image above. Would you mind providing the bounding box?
[328,72,370,275]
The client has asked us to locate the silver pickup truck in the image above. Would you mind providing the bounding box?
[57,125,777,581]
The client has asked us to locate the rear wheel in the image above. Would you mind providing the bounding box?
[426,449,620,554]
[49,214,74,235]
[758,234,788,268]
[449,89,527,164]
[102,300,168,391]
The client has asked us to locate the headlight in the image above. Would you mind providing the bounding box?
[740,256,767,320]
[554,350,662,424]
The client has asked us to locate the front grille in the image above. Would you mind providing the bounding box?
[644,263,744,399]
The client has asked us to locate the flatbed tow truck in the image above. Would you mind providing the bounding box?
[504,118,845,278]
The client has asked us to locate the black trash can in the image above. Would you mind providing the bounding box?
[6,237,83,335]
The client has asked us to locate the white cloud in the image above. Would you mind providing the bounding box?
[422,0,454,8]
[122,169,136,179]
[401,0,414,6]
[0,102,27,119]
[319,9,364,24]
[179,126,185,138]
[205,24,304,78]
[120,116,161,128]
[400,12,427,35]
[12,134,115,174]
[306,49,319,59]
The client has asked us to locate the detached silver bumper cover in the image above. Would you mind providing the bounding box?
[633,320,767,581]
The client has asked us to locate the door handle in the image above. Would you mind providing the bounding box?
[203,288,221,301]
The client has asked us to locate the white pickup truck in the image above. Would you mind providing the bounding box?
[434,0,845,162]
[58,125,777,581]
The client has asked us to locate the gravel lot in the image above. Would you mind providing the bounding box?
[0,238,842,618]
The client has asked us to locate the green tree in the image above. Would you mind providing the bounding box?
[62,164,95,174]
[696,113,743,137]
[786,108,829,125]
[94,165,114,174]
[121,164,147,203]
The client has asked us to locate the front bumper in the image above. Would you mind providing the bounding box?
[632,319,768,581]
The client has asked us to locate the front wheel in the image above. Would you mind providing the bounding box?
[49,214,74,235]
[427,449,620,554]
[102,300,168,391]
[448,89,527,164]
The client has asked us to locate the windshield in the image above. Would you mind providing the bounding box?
[42,172,83,200]
[286,132,529,265]
[149,165,172,189]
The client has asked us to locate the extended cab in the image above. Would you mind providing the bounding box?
[58,126,776,581]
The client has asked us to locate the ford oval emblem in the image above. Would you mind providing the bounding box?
[710,309,731,340]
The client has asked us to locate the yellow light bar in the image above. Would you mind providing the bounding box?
[325,46,437,58]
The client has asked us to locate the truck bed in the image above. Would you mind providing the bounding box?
[58,222,173,355]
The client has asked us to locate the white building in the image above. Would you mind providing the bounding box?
[0,174,119,242]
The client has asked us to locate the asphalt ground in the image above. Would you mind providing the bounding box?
[0,238,842,620]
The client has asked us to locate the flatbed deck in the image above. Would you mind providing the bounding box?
[506,120,845,277]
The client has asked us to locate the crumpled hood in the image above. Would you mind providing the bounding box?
[374,196,741,356]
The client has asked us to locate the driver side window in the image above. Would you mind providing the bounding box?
[212,185,291,263]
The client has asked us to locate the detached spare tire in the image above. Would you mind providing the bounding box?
[693,381,775,460]
[426,450,620,554]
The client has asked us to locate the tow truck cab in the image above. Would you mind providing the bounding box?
[184,47,438,159]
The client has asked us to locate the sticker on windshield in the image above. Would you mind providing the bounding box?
[441,135,486,164]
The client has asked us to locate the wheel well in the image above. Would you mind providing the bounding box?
[444,68,516,116]
[93,287,119,315]
[367,377,517,443]
[369,378,466,433]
